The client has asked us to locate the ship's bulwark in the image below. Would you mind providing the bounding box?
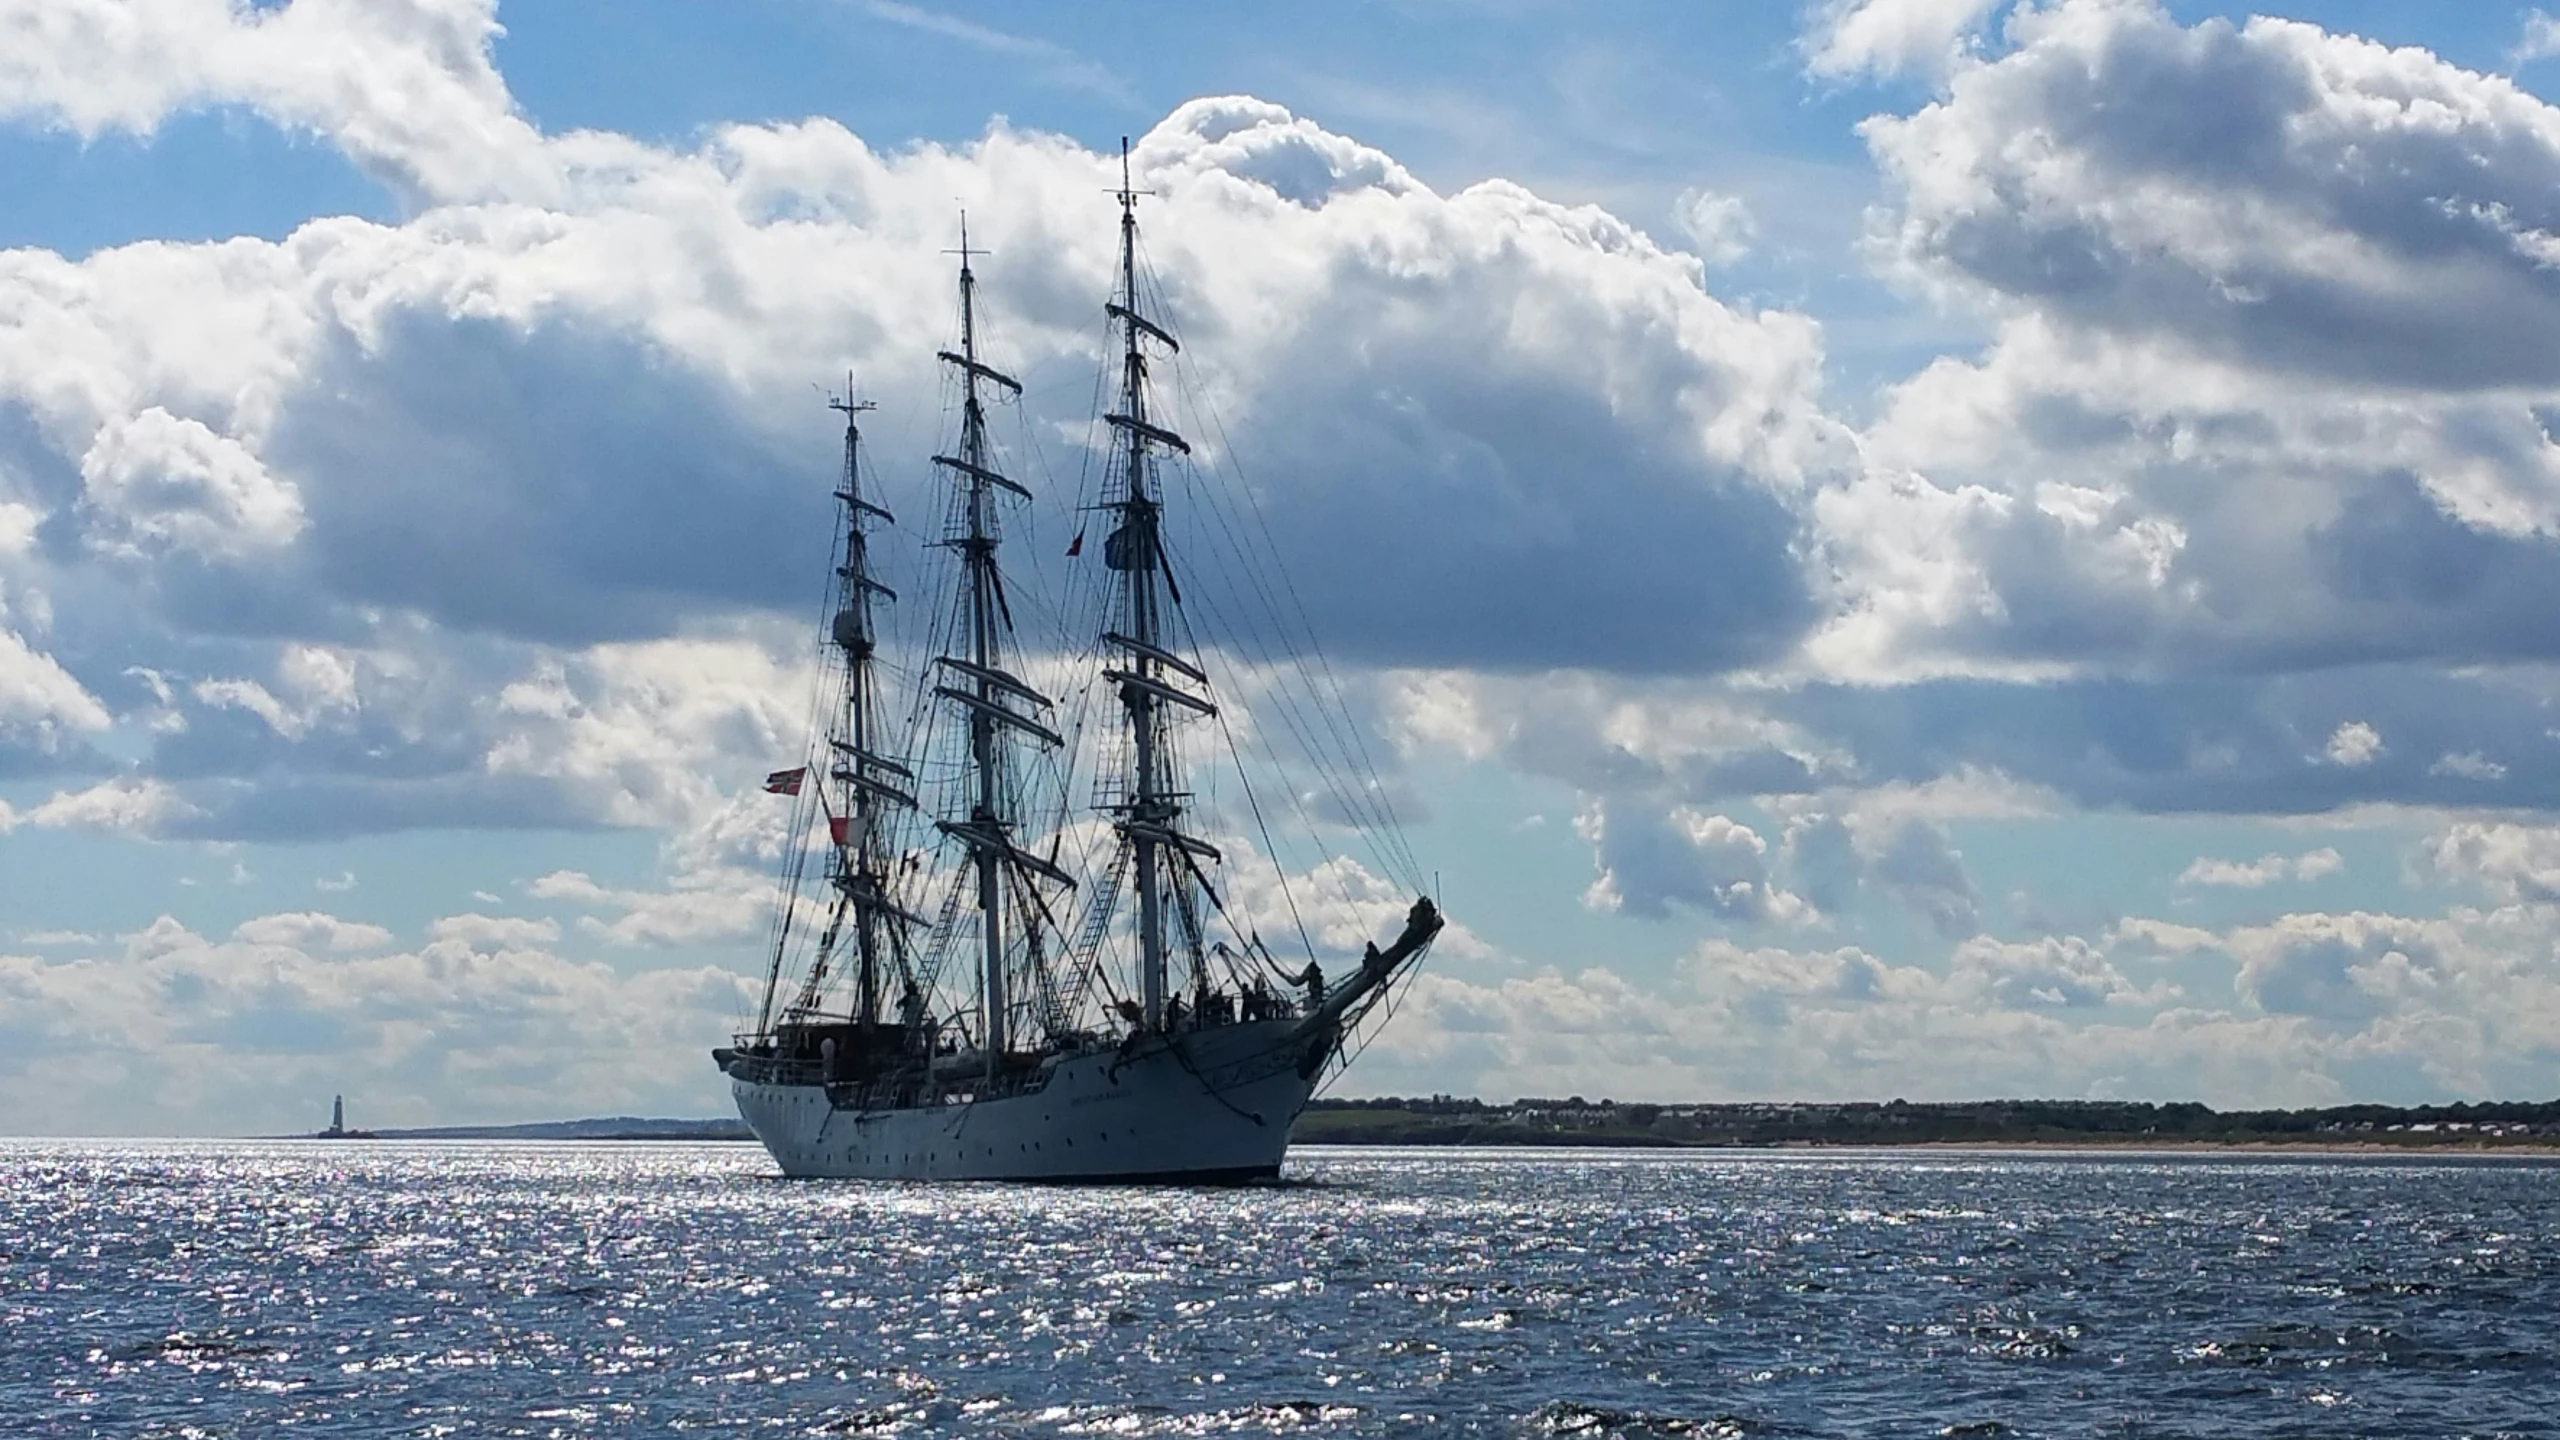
[730,1018,1322,1182]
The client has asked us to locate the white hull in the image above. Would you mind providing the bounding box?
[730,1018,1323,1182]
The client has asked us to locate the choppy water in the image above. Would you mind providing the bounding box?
[3,1142,2555,1437]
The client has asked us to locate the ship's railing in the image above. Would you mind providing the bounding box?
[727,1054,827,1087]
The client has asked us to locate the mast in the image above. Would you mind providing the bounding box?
[929,218,1065,1076]
[787,382,917,1029]
[829,385,913,1029]
[1102,139,1217,1032]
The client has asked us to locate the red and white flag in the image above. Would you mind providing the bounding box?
[762,766,807,796]
[829,815,852,846]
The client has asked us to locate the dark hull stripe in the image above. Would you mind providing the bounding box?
[773,1162,1283,1187]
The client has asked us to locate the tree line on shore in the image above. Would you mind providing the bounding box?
[1289,1095,2560,1147]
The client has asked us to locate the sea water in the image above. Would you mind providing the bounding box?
[3,1140,2553,1437]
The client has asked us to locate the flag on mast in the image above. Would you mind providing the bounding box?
[763,767,807,795]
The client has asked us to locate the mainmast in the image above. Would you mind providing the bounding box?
[929,220,1071,1076]
[1101,141,1219,1032]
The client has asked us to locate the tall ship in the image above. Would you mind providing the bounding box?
[713,151,1443,1182]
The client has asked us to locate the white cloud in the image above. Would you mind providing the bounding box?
[2515,10,2560,68]
[0,0,2550,850]
[1804,0,2006,80]
[484,637,809,832]
[1827,0,2560,723]
[2423,821,2560,902]
[1343,897,2560,1106]
[0,916,751,1135]
[527,868,770,948]
[0,625,111,744]
[231,911,393,952]
[0,501,37,555]
[1359,940,2297,1106]
[0,0,551,204]
[2177,847,2344,888]
[2431,751,2508,783]
[1577,802,1804,924]
[1671,188,1756,266]
[79,406,305,559]
[2225,910,2437,1024]
[2327,722,2384,769]
[427,912,561,950]
[0,777,195,836]
[1949,933,2163,1009]
[0,0,1851,845]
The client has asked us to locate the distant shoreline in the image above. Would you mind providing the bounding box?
[192,1094,2560,1152]
[1286,1096,2560,1153]
[18,1133,2552,1157]
[1288,1134,2560,1156]
[221,1131,2560,1157]
[15,1127,2539,1147]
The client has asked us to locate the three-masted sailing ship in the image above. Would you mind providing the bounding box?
[713,152,1442,1182]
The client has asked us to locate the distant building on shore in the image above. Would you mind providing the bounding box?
[314,1095,373,1140]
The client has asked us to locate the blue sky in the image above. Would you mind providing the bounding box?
[11,0,2560,1133]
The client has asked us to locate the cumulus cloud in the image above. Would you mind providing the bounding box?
[1819,0,2560,720]
[2423,821,2560,902]
[2226,911,2435,1024]
[483,637,809,831]
[0,625,110,746]
[1760,0,2560,833]
[1578,802,1802,923]
[1804,0,2008,81]
[1867,2,2560,398]
[0,912,751,1135]
[2177,847,2343,888]
[526,868,770,948]
[1949,933,2159,1009]
[2432,751,2509,783]
[1671,188,1756,266]
[2326,722,2383,768]
[0,0,548,203]
[425,911,560,950]
[0,776,194,835]
[0,0,1857,848]
[19,0,2536,874]
[79,407,305,559]
[1343,896,2560,1106]
[231,910,393,951]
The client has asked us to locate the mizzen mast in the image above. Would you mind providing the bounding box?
[1101,140,1219,1032]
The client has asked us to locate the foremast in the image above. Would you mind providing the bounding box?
[930,222,1072,1078]
[1101,142,1220,1032]
[773,384,918,1034]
